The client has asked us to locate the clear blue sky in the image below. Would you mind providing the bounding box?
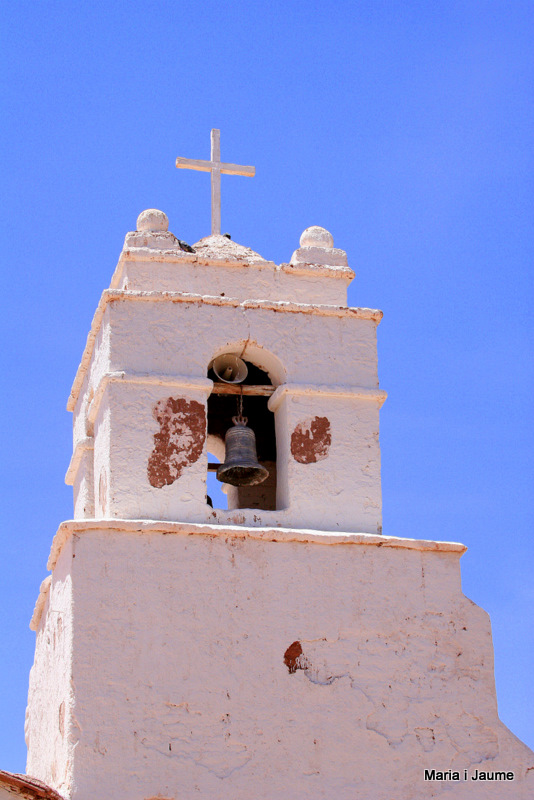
[1,0,532,771]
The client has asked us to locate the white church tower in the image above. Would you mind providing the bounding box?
[23,132,533,799]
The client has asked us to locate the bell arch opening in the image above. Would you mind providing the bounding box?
[206,357,278,512]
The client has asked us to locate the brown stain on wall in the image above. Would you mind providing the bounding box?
[290,416,331,464]
[147,397,206,488]
[284,640,309,674]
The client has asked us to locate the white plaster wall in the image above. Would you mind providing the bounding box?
[94,382,210,521]
[118,258,350,306]
[47,228,533,800]
[71,376,90,451]
[39,525,533,800]
[26,541,76,798]
[72,309,112,450]
[88,381,382,531]
[107,299,379,389]
[66,292,382,527]
[69,294,385,531]
[92,400,111,518]
[277,393,382,533]
[69,308,113,509]
[88,309,113,407]
[87,378,382,531]
[72,449,94,519]
[66,226,379,525]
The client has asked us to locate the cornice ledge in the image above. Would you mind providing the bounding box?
[48,519,467,570]
[122,247,197,263]
[86,372,213,426]
[195,257,277,270]
[29,576,51,632]
[110,248,197,289]
[281,261,355,281]
[65,436,94,485]
[110,249,278,289]
[268,383,387,411]
[242,297,383,321]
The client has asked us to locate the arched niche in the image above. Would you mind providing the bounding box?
[209,342,286,388]
[206,343,285,512]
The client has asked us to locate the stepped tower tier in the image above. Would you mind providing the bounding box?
[64,212,386,534]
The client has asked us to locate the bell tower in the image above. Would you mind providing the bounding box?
[24,135,533,799]
[63,207,385,534]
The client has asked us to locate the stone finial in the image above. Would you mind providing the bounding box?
[136,209,169,232]
[299,226,334,249]
[123,209,181,252]
[290,225,348,269]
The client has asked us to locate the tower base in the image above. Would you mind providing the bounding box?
[26,520,534,799]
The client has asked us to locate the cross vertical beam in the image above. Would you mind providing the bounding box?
[176,130,255,236]
[211,129,221,235]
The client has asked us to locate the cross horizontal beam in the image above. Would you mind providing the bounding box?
[176,157,255,178]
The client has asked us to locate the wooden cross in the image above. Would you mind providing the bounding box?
[176,129,255,236]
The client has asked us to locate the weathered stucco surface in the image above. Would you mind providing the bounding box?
[23,213,533,798]
[111,226,354,307]
[25,542,75,797]
[26,522,534,799]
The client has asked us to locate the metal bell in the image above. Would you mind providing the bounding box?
[217,416,269,487]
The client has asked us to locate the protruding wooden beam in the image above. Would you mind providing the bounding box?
[209,384,275,396]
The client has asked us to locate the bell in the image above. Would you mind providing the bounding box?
[217,416,269,487]
[212,354,248,384]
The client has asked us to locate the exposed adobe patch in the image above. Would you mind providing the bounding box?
[290,416,331,464]
[147,397,206,488]
[284,640,309,674]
